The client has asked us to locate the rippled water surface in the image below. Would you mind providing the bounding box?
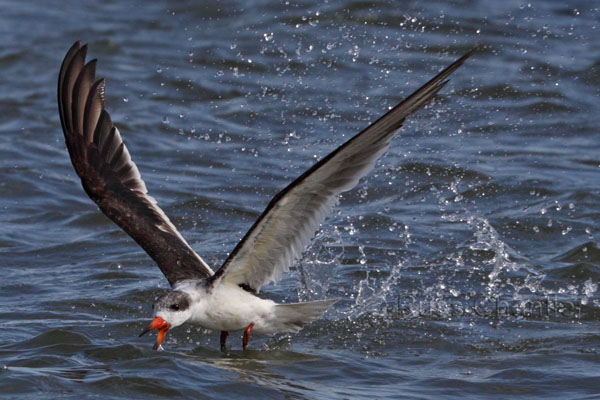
[1,0,599,398]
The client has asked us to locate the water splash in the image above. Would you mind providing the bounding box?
[466,217,520,288]
[349,261,403,317]
[296,226,344,301]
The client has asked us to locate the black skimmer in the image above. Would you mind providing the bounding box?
[57,41,470,351]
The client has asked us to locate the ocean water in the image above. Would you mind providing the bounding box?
[1,0,599,398]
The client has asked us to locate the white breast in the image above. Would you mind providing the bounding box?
[182,282,277,332]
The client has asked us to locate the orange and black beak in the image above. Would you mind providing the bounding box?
[139,317,171,350]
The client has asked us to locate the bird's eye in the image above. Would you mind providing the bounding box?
[170,304,180,311]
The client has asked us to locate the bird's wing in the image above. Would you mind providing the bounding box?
[58,41,213,285]
[210,52,471,292]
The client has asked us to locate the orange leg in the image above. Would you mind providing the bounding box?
[242,323,254,350]
[220,331,229,351]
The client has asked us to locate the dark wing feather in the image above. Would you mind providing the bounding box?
[58,41,213,285]
[210,51,472,292]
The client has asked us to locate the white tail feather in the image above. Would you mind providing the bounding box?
[272,299,338,332]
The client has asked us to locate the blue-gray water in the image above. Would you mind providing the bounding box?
[1,0,599,398]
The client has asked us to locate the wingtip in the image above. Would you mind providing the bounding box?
[60,41,84,76]
[66,43,89,72]
[451,49,475,67]
[456,46,480,63]
[79,43,89,58]
[430,48,473,83]
[83,58,98,74]
[69,40,82,54]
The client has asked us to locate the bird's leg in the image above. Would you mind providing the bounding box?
[242,323,254,350]
[220,331,229,351]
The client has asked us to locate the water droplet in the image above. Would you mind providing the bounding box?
[230,42,237,50]
[123,97,128,103]
[162,116,170,124]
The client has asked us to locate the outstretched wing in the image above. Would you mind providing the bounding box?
[210,52,471,292]
[58,41,213,286]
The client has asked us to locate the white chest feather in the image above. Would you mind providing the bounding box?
[181,283,276,332]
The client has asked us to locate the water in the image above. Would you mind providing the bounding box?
[1,0,599,398]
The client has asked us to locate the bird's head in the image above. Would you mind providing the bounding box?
[139,290,192,350]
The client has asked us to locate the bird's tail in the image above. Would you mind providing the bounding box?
[272,299,338,333]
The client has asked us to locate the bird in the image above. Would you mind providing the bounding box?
[57,40,470,351]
